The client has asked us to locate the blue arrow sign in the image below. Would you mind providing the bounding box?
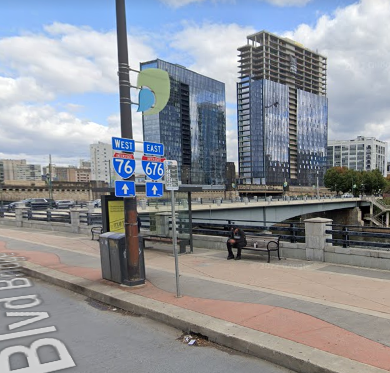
[144,141,164,156]
[115,181,135,197]
[146,182,163,198]
[112,137,135,152]
[112,153,135,179]
[142,155,165,181]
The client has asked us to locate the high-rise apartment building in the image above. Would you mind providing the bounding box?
[327,136,387,177]
[0,159,27,181]
[141,59,227,185]
[90,142,115,186]
[237,31,328,186]
[0,160,41,181]
[14,164,41,181]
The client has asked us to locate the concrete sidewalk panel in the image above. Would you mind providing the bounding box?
[21,262,389,373]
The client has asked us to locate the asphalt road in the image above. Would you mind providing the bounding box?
[0,275,294,373]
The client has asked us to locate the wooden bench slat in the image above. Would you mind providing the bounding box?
[142,235,190,254]
[241,235,281,263]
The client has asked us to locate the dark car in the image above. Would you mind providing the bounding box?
[7,198,54,211]
[28,198,53,210]
[7,199,33,211]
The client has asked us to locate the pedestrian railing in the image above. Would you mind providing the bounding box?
[22,210,71,223]
[79,212,102,225]
[326,224,390,250]
[188,217,305,243]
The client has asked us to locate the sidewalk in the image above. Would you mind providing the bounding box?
[1,225,389,373]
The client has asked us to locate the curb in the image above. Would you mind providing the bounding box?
[22,262,388,373]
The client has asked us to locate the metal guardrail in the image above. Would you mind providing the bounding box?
[188,218,305,243]
[326,224,390,250]
[80,213,102,225]
[22,210,71,223]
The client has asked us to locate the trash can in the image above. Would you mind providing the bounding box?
[99,232,145,284]
[107,233,127,284]
[99,232,112,281]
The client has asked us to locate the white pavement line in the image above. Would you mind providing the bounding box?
[20,262,389,373]
[0,233,99,258]
[146,264,390,321]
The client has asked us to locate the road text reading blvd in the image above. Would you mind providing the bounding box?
[0,253,76,372]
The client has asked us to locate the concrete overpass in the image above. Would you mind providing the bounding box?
[189,197,370,226]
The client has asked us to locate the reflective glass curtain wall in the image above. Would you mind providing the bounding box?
[142,60,226,185]
[246,79,289,185]
[263,80,289,185]
[297,90,328,186]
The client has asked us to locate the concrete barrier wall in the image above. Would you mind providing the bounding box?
[192,232,390,270]
[2,215,390,271]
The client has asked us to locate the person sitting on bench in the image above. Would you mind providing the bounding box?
[226,226,247,261]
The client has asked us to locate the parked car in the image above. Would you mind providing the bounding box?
[7,199,33,211]
[55,200,76,209]
[7,198,53,211]
[342,193,354,198]
[45,198,56,208]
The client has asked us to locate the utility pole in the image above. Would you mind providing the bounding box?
[116,0,143,286]
[49,154,53,200]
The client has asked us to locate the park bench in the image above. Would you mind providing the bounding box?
[91,226,103,240]
[142,234,190,254]
[241,234,281,263]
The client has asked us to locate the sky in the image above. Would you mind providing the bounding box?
[1,0,389,170]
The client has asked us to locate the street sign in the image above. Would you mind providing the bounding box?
[114,180,135,197]
[142,155,165,181]
[164,160,179,191]
[112,137,135,153]
[113,152,135,179]
[146,182,163,198]
[143,141,164,156]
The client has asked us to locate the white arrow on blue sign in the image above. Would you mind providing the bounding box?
[112,152,136,179]
[115,180,135,197]
[146,182,163,198]
[112,137,135,152]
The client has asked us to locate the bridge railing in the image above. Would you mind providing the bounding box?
[188,217,306,243]
[22,210,71,223]
[326,224,390,250]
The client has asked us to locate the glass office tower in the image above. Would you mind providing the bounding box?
[141,59,227,185]
[237,31,328,186]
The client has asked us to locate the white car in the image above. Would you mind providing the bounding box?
[342,193,353,198]
[55,200,76,209]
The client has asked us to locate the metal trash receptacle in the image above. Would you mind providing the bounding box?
[99,232,113,281]
[99,232,145,284]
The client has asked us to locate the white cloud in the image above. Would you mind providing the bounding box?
[0,23,156,96]
[0,23,155,167]
[283,0,390,142]
[0,77,54,105]
[169,22,255,103]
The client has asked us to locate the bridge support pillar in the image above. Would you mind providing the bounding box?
[304,217,333,262]
[387,212,389,227]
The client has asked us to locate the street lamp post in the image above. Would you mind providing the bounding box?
[115,0,143,286]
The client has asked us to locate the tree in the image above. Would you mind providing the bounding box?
[324,167,348,194]
[324,167,386,195]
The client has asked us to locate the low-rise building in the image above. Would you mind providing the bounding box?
[327,136,387,177]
